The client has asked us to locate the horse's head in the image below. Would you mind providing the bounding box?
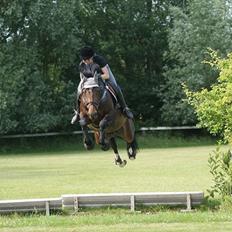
[81,87,102,121]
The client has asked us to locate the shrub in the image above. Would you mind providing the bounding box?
[208,147,232,198]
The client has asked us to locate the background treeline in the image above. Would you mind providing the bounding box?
[0,0,232,134]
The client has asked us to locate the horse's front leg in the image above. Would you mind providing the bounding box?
[80,117,94,150]
[99,115,112,151]
[110,138,127,167]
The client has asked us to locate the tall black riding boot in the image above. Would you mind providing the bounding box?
[109,82,133,119]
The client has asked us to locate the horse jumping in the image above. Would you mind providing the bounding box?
[78,75,138,167]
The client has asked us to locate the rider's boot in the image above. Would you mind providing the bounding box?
[110,83,133,119]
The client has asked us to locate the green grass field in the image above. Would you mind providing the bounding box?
[0,135,232,231]
[1,211,232,232]
[0,146,214,199]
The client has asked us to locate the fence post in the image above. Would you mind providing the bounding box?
[45,201,50,216]
[130,195,135,212]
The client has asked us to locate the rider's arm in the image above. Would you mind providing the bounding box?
[93,55,110,80]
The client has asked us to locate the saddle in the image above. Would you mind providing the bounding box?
[105,84,117,103]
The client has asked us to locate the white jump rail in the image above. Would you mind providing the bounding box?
[0,192,204,215]
[0,126,200,139]
[62,191,204,212]
[0,198,62,216]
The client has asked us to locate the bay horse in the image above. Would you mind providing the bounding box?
[78,75,137,167]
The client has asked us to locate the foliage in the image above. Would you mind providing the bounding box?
[1,0,232,134]
[0,0,80,134]
[78,0,172,126]
[186,51,232,199]
[208,147,232,198]
[0,0,181,133]
[186,51,232,143]
[161,0,232,125]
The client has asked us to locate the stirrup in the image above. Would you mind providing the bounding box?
[71,110,79,124]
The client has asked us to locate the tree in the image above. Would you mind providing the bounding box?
[160,0,232,125]
[186,51,232,143]
[77,0,172,126]
[0,0,81,134]
[186,52,232,199]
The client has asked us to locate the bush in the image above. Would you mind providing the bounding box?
[208,147,232,198]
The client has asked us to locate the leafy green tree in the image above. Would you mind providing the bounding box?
[0,0,80,134]
[78,0,172,126]
[186,51,232,143]
[161,0,232,125]
[3,0,226,134]
[186,52,232,199]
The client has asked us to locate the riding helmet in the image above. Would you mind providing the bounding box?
[80,46,95,60]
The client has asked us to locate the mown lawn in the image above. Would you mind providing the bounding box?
[0,146,215,199]
[1,210,232,232]
[0,138,231,231]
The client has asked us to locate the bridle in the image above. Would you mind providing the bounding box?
[82,87,106,112]
[85,101,100,111]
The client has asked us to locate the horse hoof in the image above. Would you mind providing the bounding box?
[127,146,136,160]
[119,160,127,167]
[84,143,94,150]
[129,155,136,160]
[101,143,110,151]
[84,139,94,150]
[115,159,127,167]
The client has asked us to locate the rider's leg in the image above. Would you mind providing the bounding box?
[106,80,133,119]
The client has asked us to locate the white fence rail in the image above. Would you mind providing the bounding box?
[0,198,62,216]
[0,191,204,215]
[62,192,203,212]
[140,126,198,131]
[0,126,200,139]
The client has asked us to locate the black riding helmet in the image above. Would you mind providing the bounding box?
[80,46,95,60]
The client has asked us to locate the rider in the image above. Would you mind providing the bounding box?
[71,46,133,124]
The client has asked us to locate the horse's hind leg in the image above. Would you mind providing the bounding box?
[127,138,138,160]
[122,119,138,160]
[110,138,127,168]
